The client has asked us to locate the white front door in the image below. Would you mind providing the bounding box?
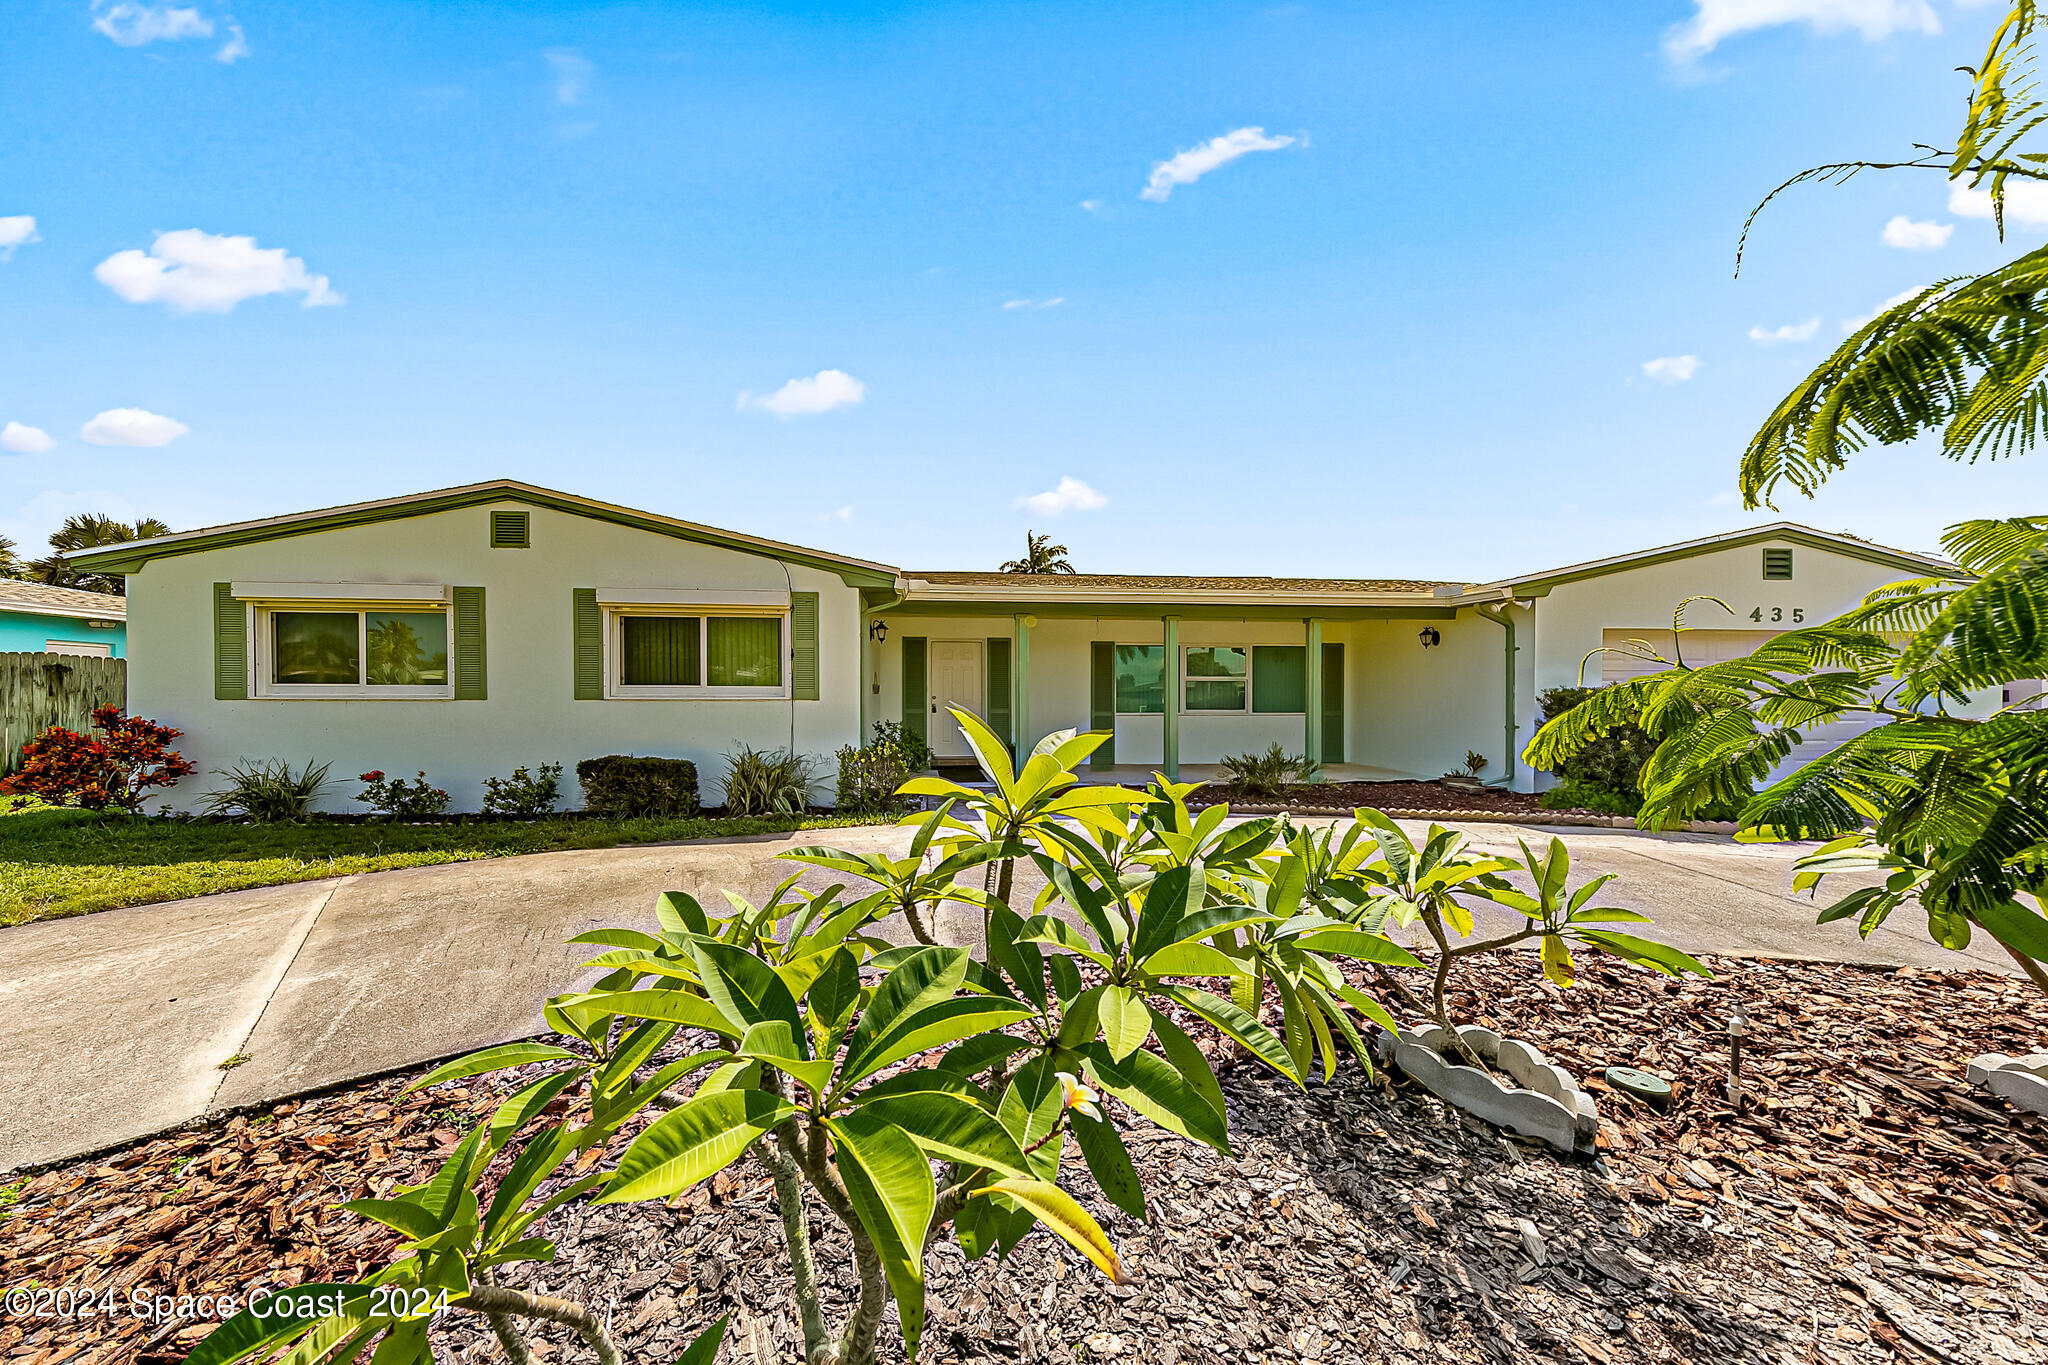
[928,640,986,760]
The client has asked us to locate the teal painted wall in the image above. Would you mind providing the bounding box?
[0,610,126,657]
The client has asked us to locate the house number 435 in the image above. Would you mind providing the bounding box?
[1749,607,1804,624]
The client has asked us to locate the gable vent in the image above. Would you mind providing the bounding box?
[1762,547,1794,580]
[490,510,530,549]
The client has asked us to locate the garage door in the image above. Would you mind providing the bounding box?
[1599,629,1889,785]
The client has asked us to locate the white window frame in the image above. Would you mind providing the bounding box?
[47,639,115,658]
[1181,644,1251,714]
[251,602,456,700]
[605,606,792,701]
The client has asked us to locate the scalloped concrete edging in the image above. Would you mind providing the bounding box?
[1967,1051,2048,1116]
[1373,1022,1598,1155]
[1221,804,1740,834]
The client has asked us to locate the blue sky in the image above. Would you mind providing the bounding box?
[5,0,2046,581]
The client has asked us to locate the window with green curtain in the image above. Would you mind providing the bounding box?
[622,616,700,686]
[273,611,360,685]
[367,612,449,686]
[1251,645,1306,713]
[708,616,782,687]
[1114,645,1165,714]
[1183,646,1248,711]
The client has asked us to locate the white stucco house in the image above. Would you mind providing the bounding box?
[63,480,1978,810]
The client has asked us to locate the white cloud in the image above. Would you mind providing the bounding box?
[1141,126,1297,202]
[546,49,591,105]
[737,369,866,417]
[1881,215,1952,249]
[1014,476,1108,516]
[215,22,248,63]
[0,216,39,262]
[81,408,189,447]
[1001,297,1065,311]
[92,2,214,47]
[1842,285,1932,331]
[820,505,854,522]
[1948,178,2048,227]
[1642,355,1701,384]
[1664,1,1940,62]
[95,229,342,312]
[1079,199,1103,213]
[0,422,54,454]
[1748,317,1820,344]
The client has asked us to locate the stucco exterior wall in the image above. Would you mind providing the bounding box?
[1348,605,1532,788]
[124,501,865,811]
[0,612,127,656]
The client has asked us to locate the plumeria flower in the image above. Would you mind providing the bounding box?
[1055,1070,1103,1122]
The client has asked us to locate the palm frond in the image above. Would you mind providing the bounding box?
[1941,515,2048,572]
[1896,541,2048,689]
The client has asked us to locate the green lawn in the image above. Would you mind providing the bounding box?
[0,805,894,928]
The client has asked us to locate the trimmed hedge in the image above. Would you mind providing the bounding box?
[577,755,700,818]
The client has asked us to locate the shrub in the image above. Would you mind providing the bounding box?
[355,769,451,819]
[1462,750,1488,778]
[1535,686,1657,793]
[1538,777,1640,816]
[577,754,699,818]
[869,717,932,771]
[200,758,332,822]
[481,762,563,818]
[1218,742,1319,796]
[0,705,195,812]
[721,744,818,815]
[834,736,915,813]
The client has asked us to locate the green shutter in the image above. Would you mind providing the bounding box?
[1321,643,1344,765]
[489,510,530,548]
[901,637,927,745]
[573,588,603,699]
[1089,641,1116,768]
[790,591,820,700]
[987,637,1014,757]
[1251,645,1307,713]
[453,587,487,700]
[213,582,247,700]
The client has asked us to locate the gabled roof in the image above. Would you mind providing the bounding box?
[1476,522,1957,596]
[61,479,901,589]
[907,570,1456,595]
[0,580,128,621]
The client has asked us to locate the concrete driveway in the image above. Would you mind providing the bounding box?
[0,819,2018,1172]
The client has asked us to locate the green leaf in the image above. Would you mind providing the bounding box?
[685,938,803,1034]
[1292,928,1424,967]
[1084,1042,1230,1151]
[970,1177,1128,1283]
[807,948,862,1032]
[1068,1108,1146,1219]
[1018,913,1117,969]
[1097,985,1152,1062]
[337,1198,443,1241]
[738,1020,836,1096]
[1975,898,2048,963]
[842,946,970,1074]
[1138,939,1243,977]
[826,1113,936,1360]
[655,891,710,936]
[841,997,1037,1088]
[1158,984,1300,1084]
[404,1043,582,1094]
[488,1070,580,1153]
[483,1128,575,1244]
[675,1314,730,1365]
[854,1088,1032,1177]
[597,1090,797,1204]
[181,1286,377,1365]
[559,987,740,1039]
[1572,929,1711,978]
[1145,1007,1226,1123]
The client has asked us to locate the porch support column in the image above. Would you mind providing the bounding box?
[1013,614,1033,755]
[1163,615,1181,781]
[1303,617,1324,781]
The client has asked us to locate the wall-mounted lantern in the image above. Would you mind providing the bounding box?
[1418,626,1442,648]
[868,619,890,644]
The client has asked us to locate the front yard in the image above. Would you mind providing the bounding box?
[0,806,892,928]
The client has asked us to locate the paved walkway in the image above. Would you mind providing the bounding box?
[0,821,2016,1172]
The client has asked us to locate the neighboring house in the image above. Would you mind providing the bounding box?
[0,580,127,657]
[63,480,1987,811]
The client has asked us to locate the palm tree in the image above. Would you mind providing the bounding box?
[0,536,23,580]
[998,530,1076,575]
[30,514,173,596]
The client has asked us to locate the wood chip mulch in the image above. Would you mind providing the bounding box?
[1188,782,1553,816]
[2,956,2043,1365]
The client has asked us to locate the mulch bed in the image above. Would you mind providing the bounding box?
[1188,781,1556,816]
[3,956,2043,1365]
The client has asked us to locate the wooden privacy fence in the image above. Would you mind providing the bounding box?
[0,652,128,774]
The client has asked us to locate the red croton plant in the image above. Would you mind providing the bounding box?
[1,704,196,812]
